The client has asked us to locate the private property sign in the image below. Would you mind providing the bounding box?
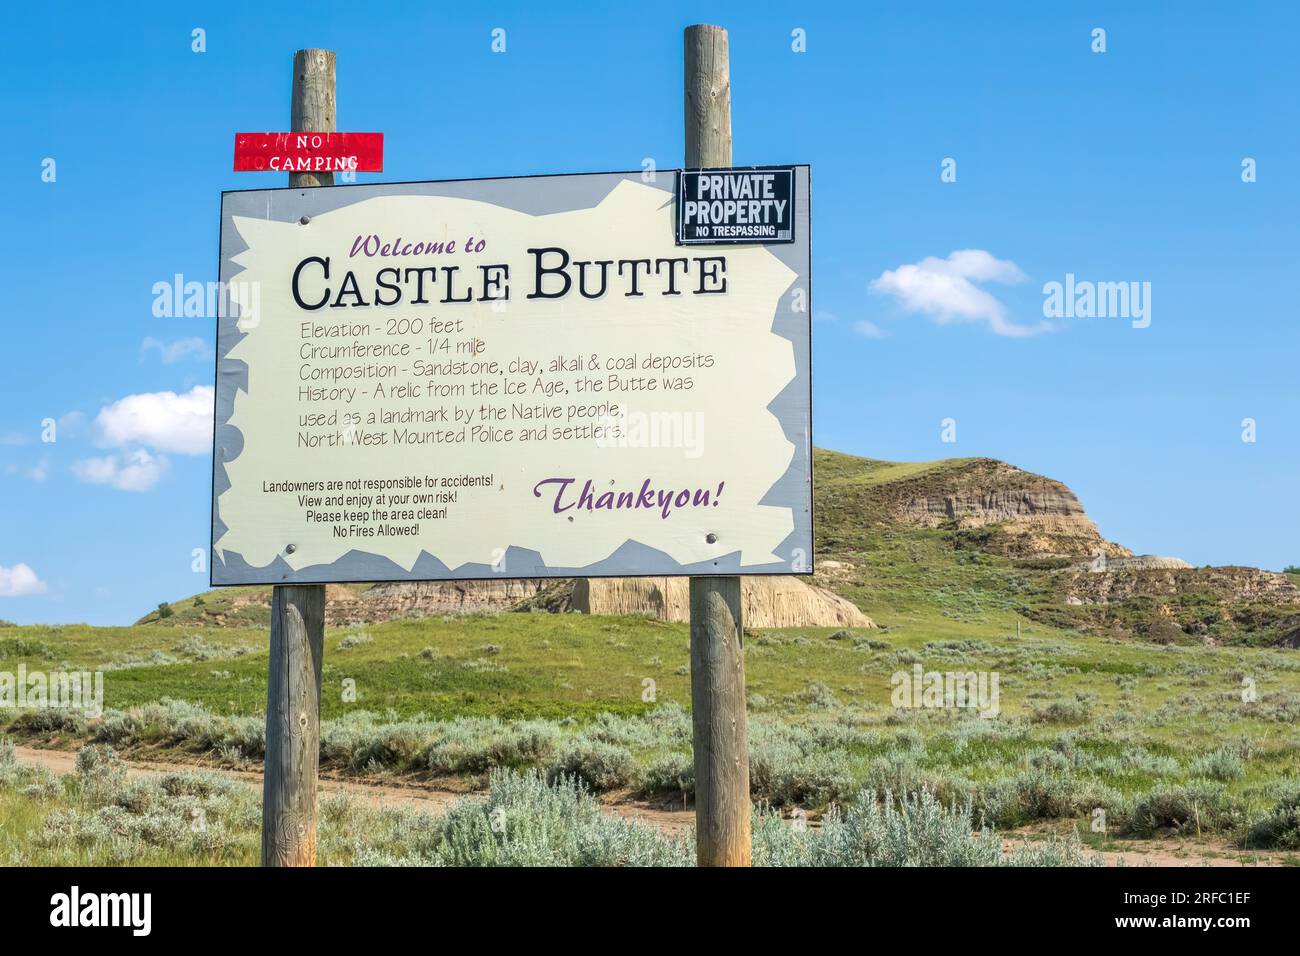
[233,132,384,173]
[677,166,795,244]
[211,168,812,585]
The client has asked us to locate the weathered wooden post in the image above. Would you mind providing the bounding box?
[289,49,337,188]
[261,48,333,867]
[684,23,751,868]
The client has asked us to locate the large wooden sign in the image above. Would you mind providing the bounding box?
[211,169,812,585]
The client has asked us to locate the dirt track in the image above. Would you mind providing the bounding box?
[12,746,1286,865]
[12,745,695,835]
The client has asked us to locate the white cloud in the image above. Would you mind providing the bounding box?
[0,563,47,597]
[92,385,213,455]
[58,410,87,439]
[72,449,170,492]
[4,457,49,481]
[853,320,887,339]
[140,336,212,364]
[816,310,886,338]
[871,249,1051,337]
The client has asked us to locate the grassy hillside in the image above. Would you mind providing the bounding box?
[810,448,1299,648]
[4,447,1299,864]
[4,606,1300,852]
[136,449,1298,649]
[137,584,375,628]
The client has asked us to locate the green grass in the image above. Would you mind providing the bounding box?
[3,446,1298,860]
[10,610,1298,730]
[0,744,1102,867]
[4,611,1300,832]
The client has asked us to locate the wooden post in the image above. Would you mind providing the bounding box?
[262,47,334,867]
[684,24,732,172]
[263,584,325,866]
[689,575,749,866]
[684,23,750,868]
[290,49,336,187]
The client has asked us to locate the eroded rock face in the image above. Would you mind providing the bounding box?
[573,576,875,628]
[233,573,873,629]
[992,516,1126,559]
[329,579,551,625]
[1060,565,1300,606]
[878,458,1130,559]
[902,487,1087,524]
[1078,555,1193,572]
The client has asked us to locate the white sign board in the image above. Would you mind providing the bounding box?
[212,169,812,584]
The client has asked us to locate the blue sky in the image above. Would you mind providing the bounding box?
[1,1,1296,625]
